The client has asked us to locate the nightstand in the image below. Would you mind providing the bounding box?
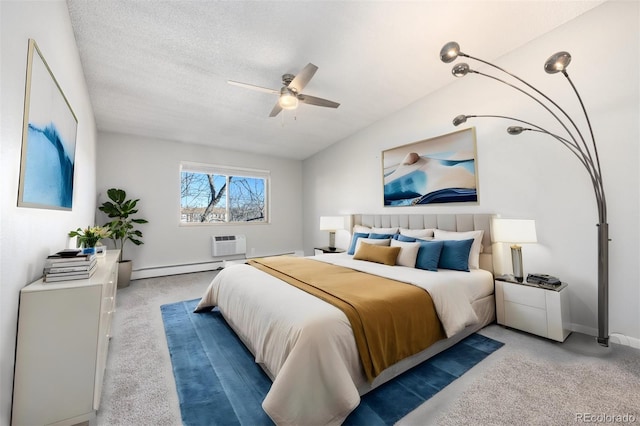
[314,247,345,255]
[494,276,571,342]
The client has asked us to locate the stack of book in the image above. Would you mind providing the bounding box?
[44,251,98,282]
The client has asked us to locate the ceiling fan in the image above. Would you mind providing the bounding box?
[228,63,340,117]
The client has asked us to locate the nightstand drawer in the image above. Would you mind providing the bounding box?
[504,301,548,337]
[502,281,546,309]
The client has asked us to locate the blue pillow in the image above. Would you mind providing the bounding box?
[414,240,444,271]
[348,232,370,255]
[369,233,396,239]
[394,234,417,242]
[438,239,474,272]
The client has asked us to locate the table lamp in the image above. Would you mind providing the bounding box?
[492,218,537,282]
[319,216,345,251]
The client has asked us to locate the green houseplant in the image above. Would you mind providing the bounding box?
[99,188,148,288]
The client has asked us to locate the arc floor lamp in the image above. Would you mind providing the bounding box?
[440,41,609,346]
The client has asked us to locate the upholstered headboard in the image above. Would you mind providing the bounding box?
[352,213,495,273]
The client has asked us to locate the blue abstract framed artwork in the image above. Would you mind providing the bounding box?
[383,128,479,206]
[18,39,77,210]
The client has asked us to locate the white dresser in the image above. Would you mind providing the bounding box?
[12,250,119,426]
[495,276,571,342]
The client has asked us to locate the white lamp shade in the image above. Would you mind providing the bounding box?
[492,219,537,243]
[319,216,345,231]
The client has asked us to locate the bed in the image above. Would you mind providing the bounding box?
[195,213,496,425]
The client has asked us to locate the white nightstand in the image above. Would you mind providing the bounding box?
[494,276,571,342]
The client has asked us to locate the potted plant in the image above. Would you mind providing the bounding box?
[99,188,148,288]
[68,225,111,254]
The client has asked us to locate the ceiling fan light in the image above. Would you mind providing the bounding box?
[279,88,299,110]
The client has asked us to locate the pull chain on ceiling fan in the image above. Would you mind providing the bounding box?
[228,63,340,117]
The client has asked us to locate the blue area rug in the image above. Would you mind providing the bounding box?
[161,298,503,426]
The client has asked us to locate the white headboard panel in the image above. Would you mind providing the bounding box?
[352,213,495,273]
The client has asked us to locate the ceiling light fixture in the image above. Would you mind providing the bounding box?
[278,87,299,110]
[440,41,609,346]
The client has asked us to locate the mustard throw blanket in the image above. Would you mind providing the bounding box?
[248,256,445,382]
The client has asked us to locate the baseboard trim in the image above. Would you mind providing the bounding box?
[131,261,223,280]
[609,333,640,349]
[570,323,639,348]
[129,250,303,280]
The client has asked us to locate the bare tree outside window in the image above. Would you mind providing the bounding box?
[181,167,268,224]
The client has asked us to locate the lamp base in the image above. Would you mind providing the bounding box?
[511,245,524,282]
[328,231,336,251]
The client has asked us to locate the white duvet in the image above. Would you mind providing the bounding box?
[195,254,493,425]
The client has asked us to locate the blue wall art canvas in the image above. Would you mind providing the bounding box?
[18,39,77,210]
[383,128,479,206]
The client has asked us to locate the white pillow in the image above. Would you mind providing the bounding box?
[353,225,371,234]
[399,228,434,239]
[371,227,399,235]
[390,239,420,268]
[433,229,484,269]
[354,237,391,253]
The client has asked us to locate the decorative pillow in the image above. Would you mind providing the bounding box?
[354,242,401,266]
[400,228,435,239]
[353,225,371,234]
[394,234,417,242]
[347,232,369,255]
[354,237,391,253]
[371,227,399,235]
[433,229,484,269]
[438,239,474,272]
[369,233,396,240]
[414,240,444,271]
[390,239,421,267]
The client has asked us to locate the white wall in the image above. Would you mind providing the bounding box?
[96,132,303,276]
[0,1,97,422]
[303,1,640,344]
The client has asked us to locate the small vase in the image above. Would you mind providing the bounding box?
[82,247,96,255]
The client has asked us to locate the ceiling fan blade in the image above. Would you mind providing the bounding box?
[228,80,279,95]
[288,63,318,93]
[298,94,340,109]
[269,103,283,117]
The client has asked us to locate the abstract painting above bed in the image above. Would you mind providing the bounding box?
[382,128,478,206]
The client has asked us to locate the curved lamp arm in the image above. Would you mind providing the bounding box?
[450,63,600,188]
[442,43,595,169]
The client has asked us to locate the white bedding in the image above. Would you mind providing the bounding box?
[195,255,493,426]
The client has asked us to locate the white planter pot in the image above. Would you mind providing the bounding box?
[117,260,133,289]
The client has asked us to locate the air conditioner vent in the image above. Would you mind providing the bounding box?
[211,235,246,257]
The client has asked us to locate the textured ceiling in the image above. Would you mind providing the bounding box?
[66,0,603,160]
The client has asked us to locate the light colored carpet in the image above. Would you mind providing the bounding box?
[97,271,640,426]
[435,351,640,425]
[97,271,217,426]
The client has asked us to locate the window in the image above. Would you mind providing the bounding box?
[180,162,269,224]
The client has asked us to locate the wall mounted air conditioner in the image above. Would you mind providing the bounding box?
[211,235,247,257]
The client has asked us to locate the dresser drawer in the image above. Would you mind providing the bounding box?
[504,301,548,337]
[502,281,546,309]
